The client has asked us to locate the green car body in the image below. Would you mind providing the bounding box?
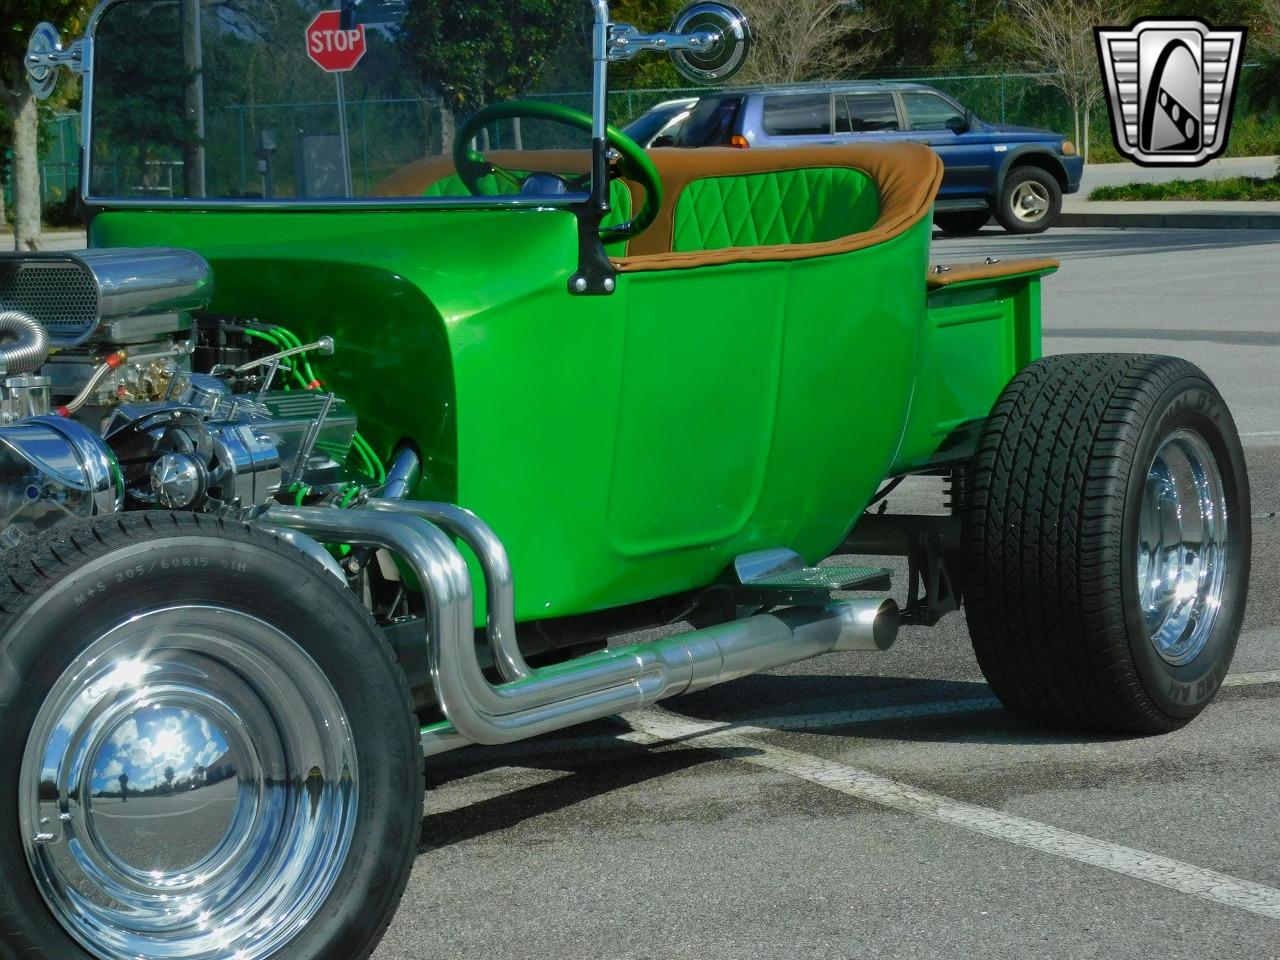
[91,202,1050,625]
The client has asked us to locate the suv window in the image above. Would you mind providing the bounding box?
[901,91,966,131]
[675,97,744,147]
[762,94,832,137]
[836,93,900,133]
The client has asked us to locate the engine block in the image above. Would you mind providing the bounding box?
[0,247,362,542]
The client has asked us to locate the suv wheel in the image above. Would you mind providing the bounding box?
[996,166,1062,234]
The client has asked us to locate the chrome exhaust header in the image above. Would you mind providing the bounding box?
[262,502,899,757]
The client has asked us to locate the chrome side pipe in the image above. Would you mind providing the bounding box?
[262,503,899,758]
[371,497,531,682]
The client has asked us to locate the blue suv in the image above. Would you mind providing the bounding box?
[652,82,1084,234]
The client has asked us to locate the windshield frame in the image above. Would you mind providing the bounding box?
[77,0,608,212]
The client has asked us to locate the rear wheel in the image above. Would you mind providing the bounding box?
[963,354,1250,733]
[934,209,991,235]
[995,166,1061,234]
[0,514,422,960]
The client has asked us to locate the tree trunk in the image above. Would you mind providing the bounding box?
[13,89,42,252]
[438,100,454,155]
[181,0,208,198]
[1071,95,1081,155]
[1082,100,1091,165]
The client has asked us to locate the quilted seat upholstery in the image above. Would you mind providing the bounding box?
[671,167,878,252]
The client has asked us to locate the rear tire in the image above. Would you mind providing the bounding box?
[0,513,422,960]
[934,209,991,235]
[963,354,1250,733]
[995,166,1061,234]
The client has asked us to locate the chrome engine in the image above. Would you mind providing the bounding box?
[0,248,360,540]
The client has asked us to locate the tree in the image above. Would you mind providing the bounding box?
[400,0,583,150]
[732,0,884,84]
[1007,0,1136,163]
[0,1,90,250]
[1248,0,1280,160]
[163,766,176,792]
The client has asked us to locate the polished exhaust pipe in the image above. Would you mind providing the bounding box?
[263,503,899,757]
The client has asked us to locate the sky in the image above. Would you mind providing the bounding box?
[91,706,231,794]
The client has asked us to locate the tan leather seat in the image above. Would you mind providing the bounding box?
[374,142,946,273]
[617,142,942,271]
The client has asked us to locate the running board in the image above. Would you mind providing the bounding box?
[262,504,901,759]
[731,546,891,602]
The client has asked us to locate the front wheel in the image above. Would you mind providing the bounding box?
[963,354,1250,733]
[0,514,422,960]
[995,166,1062,234]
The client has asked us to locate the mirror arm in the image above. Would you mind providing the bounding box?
[608,25,721,62]
[25,40,86,74]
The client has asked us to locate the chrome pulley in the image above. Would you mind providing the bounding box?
[19,605,359,960]
[1137,428,1230,666]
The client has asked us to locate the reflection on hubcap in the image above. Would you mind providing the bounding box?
[20,606,358,960]
[1136,430,1229,666]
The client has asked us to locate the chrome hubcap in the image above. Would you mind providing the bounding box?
[20,606,358,960]
[1011,181,1050,222]
[1136,430,1229,666]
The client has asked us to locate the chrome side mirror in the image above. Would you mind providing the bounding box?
[609,1,751,85]
[25,22,86,101]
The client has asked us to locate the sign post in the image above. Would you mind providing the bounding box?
[305,10,367,197]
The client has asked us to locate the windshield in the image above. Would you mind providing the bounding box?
[672,96,741,147]
[87,0,597,203]
[623,103,690,144]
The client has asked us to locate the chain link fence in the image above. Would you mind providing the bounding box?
[8,65,1274,210]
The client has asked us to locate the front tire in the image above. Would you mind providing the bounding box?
[995,166,1062,234]
[963,355,1250,733]
[0,513,422,960]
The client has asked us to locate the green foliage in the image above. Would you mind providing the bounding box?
[401,0,584,112]
[1088,108,1280,162]
[1089,175,1280,200]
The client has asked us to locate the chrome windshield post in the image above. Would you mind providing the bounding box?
[590,0,611,145]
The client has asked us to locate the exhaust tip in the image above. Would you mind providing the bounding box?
[837,597,900,652]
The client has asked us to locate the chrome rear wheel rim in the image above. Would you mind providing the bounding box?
[1136,429,1229,666]
[20,605,358,960]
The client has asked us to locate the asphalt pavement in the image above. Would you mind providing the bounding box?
[374,226,1280,960]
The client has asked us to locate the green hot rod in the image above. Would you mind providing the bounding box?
[0,2,1251,958]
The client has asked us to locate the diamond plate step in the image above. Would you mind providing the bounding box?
[746,565,890,591]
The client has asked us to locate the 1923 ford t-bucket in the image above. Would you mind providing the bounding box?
[0,2,1251,957]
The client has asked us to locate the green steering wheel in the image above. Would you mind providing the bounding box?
[454,100,662,244]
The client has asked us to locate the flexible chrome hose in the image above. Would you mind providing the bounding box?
[0,310,50,376]
[59,352,126,416]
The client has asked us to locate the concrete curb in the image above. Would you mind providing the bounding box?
[1058,210,1280,230]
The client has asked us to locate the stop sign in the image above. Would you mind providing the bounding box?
[305,10,366,73]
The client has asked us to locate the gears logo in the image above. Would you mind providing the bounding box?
[1095,18,1246,166]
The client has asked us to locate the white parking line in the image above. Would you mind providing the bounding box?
[624,687,1280,924]
[1222,670,1280,687]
